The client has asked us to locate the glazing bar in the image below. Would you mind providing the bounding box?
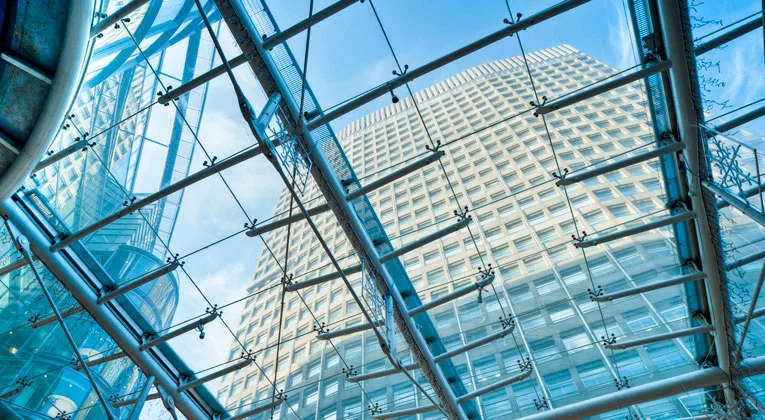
[35,141,88,173]
[695,14,763,55]
[346,151,445,201]
[0,52,53,84]
[90,0,151,38]
[535,60,672,116]
[178,358,253,392]
[112,392,160,408]
[734,260,765,358]
[735,307,765,324]
[97,262,180,304]
[725,248,765,271]
[285,263,362,292]
[347,363,416,383]
[32,305,85,328]
[0,257,31,277]
[575,210,696,248]
[515,368,726,420]
[713,105,765,134]
[433,326,515,363]
[591,271,706,302]
[456,369,532,404]
[261,0,359,49]
[158,55,248,105]
[139,312,218,351]
[74,351,127,371]
[717,183,765,210]
[379,217,471,263]
[246,203,330,237]
[126,376,154,420]
[52,145,267,251]
[305,0,591,130]
[409,273,495,316]
[0,385,24,400]
[371,404,439,419]
[556,140,684,186]
[317,320,384,340]
[703,181,765,226]
[604,324,714,350]
[227,396,284,420]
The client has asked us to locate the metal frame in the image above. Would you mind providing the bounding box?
[1,198,212,420]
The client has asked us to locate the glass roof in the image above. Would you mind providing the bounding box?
[0,0,764,419]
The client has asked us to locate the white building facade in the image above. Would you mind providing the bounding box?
[219,45,718,419]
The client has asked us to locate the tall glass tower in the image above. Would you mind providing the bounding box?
[217,45,755,419]
[0,2,217,418]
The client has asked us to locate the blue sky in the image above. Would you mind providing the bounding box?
[141,0,765,396]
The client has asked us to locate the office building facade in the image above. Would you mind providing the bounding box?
[218,44,749,419]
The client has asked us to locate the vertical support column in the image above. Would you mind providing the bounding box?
[654,0,735,405]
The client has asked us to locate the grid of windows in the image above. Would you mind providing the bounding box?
[219,46,699,419]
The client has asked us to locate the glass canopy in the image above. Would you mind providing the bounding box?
[0,0,763,419]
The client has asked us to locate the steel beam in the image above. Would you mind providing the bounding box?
[112,393,160,409]
[0,257,31,277]
[372,404,438,419]
[158,0,359,104]
[32,305,85,328]
[227,396,284,420]
[592,271,706,302]
[516,368,727,420]
[556,140,685,186]
[0,385,24,400]
[575,210,696,248]
[455,369,532,404]
[605,324,714,350]
[285,263,361,292]
[346,151,444,201]
[535,60,672,115]
[655,7,735,400]
[0,52,53,84]
[704,181,765,227]
[139,312,218,351]
[317,320,384,340]
[305,0,591,130]
[734,307,765,324]
[348,364,410,383]
[726,248,765,271]
[11,234,115,419]
[246,203,330,237]
[74,351,127,371]
[34,140,89,173]
[409,273,495,316]
[157,55,248,105]
[379,217,470,263]
[97,262,179,304]
[178,358,252,392]
[717,183,765,210]
[713,105,765,134]
[734,260,765,359]
[90,0,152,38]
[261,0,360,49]
[433,326,515,363]
[739,354,765,377]
[126,376,154,420]
[0,130,20,155]
[51,145,268,251]
[695,14,763,56]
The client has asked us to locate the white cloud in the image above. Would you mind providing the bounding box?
[606,1,637,71]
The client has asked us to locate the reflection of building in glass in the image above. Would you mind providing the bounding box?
[219,46,726,419]
[0,2,217,417]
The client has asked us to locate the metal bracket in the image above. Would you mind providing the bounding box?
[615,376,630,390]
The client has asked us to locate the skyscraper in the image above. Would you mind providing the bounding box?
[217,44,734,419]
